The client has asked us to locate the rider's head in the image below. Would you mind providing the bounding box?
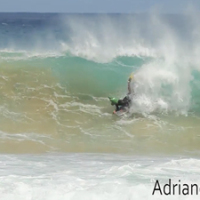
[108,97,118,105]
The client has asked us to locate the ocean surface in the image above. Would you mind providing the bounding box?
[1,12,200,199]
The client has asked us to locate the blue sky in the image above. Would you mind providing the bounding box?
[0,0,199,13]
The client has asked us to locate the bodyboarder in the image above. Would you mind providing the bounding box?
[108,74,134,114]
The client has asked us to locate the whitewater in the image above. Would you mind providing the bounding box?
[0,12,200,199]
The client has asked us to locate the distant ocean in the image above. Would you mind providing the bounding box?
[0,13,200,200]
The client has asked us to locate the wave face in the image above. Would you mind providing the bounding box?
[0,13,200,155]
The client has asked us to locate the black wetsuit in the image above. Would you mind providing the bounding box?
[115,96,131,111]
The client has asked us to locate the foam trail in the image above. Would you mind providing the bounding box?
[1,154,200,200]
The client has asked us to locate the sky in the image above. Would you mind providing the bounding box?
[0,0,199,13]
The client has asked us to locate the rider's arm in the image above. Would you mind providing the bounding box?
[127,77,132,94]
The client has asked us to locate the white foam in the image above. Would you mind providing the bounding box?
[1,154,200,200]
[129,58,193,114]
[0,130,52,144]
